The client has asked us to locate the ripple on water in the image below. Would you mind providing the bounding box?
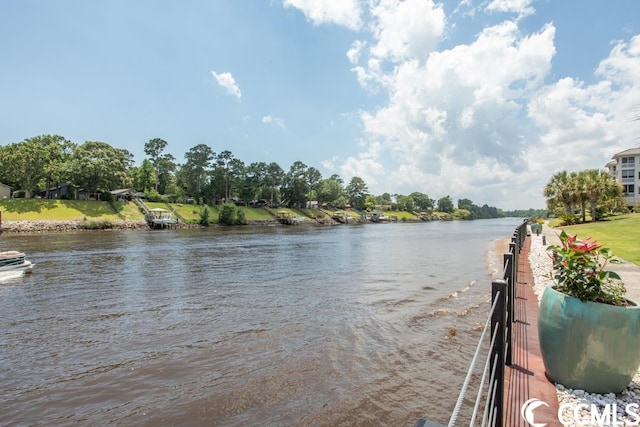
[0,219,518,425]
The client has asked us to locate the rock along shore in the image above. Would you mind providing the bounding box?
[0,219,284,233]
[1,220,162,233]
[528,231,640,425]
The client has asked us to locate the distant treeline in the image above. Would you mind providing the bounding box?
[0,134,503,217]
[504,209,548,218]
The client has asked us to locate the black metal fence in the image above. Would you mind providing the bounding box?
[415,220,527,427]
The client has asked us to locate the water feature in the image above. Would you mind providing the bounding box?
[0,218,522,426]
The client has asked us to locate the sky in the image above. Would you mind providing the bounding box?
[1,0,640,210]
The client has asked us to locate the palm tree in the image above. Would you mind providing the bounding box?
[544,171,573,214]
[583,169,621,221]
[567,171,586,221]
[572,171,589,222]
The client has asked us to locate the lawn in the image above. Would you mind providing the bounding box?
[384,210,421,221]
[0,199,279,225]
[553,213,640,264]
[300,208,332,221]
[163,203,275,223]
[236,206,274,221]
[115,201,146,221]
[0,199,125,221]
[167,203,209,223]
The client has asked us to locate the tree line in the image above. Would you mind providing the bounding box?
[544,169,625,223]
[0,134,504,217]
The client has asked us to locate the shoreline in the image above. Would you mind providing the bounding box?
[0,220,202,233]
[0,217,516,234]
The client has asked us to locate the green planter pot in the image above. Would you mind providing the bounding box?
[538,286,640,393]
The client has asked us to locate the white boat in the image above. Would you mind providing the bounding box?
[0,251,34,273]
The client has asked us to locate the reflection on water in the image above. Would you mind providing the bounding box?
[0,218,520,426]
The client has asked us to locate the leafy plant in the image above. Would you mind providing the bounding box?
[558,214,578,226]
[218,204,236,225]
[235,209,246,225]
[548,230,626,305]
[199,206,210,226]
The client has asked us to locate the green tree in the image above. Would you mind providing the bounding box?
[544,171,574,215]
[41,136,75,199]
[544,169,623,221]
[131,159,156,192]
[144,138,168,191]
[215,150,235,201]
[410,192,434,212]
[437,195,454,213]
[199,206,211,226]
[397,195,415,212]
[218,204,237,225]
[317,174,344,206]
[583,169,622,222]
[235,208,246,225]
[0,135,72,198]
[306,167,322,203]
[243,162,267,202]
[345,176,368,210]
[265,162,284,206]
[156,154,177,195]
[180,144,214,198]
[364,194,377,211]
[69,141,133,199]
[281,161,309,207]
[457,198,477,219]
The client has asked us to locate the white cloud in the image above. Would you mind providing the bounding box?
[211,71,242,101]
[367,0,445,63]
[282,0,362,30]
[356,19,556,172]
[334,0,567,208]
[527,35,640,175]
[347,40,367,64]
[486,0,535,18]
[261,115,286,130]
[289,1,640,209]
[339,155,385,189]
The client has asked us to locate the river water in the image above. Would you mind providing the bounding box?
[0,218,521,426]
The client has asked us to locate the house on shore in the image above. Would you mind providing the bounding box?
[606,147,640,209]
[111,189,146,202]
[0,183,11,199]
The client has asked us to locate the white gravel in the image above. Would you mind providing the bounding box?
[528,233,640,426]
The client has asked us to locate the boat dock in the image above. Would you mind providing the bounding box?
[145,208,178,229]
[132,198,178,229]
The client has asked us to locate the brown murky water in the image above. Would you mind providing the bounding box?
[0,219,520,426]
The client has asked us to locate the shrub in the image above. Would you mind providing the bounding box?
[218,204,236,225]
[558,213,578,226]
[199,207,210,226]
[235,209,246,225]
[548,231,626,305]
[101,191,114,202]
[146,190,163,202]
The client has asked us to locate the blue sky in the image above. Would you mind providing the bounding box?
[2,0,640,210]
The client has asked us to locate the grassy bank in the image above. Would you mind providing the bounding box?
[550,213,640,264]
[0,199,137,221]
[0,199,276,225]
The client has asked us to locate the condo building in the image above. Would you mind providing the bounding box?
[606,147,640,209]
